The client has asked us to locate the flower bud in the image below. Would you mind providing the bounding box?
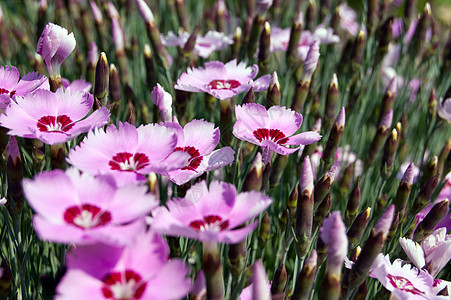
[412,174,439,214]
[319,213,347,300]
[345,178,361,226]
[366,109,393,167]
[136,0,170,69]
[305,0,316,31]
[313,193,331,231]
[292,250,317,300]
[269,154,288,188]
[258,21,271,73]
[394,162,414,219]
[324,73,339,132]
[351,31,366,71]
[302,40,320,81]
[322,107,345,171]
[271,264,287,297]
[286,11,303,65]
[380,127,399,179]
[266,72,280,108]
[243,152,264,192]
[231,26,242,60]
[6,137,23,215]
[109,64,121,105]
[347,207,371,248]
[413,199,449,242]
[295,156,314,257]
[175,0,189,30]
[247,14,265,59]
[438,138,451,177]
[314,166,337,210]
[375,17,393,65]
[87,42,98,88]
[94,52,109,103]
[259,211,271,248]
[151,84,173,122]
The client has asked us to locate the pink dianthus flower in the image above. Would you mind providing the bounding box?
[174,60,271,100]
[233,103,321,155]
[67,122,190,184]
[23,168,158,245]
[56,230,191,299]
[150,180,272,243]
[0,87,109,145]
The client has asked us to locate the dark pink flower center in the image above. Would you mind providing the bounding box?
[208,79,241,90]
[387,274,423,295]
[174,146,203,171]
[63,204,111,229]
[189,215,229,231]
[102,270,146,300]
[253,128,289,145]
[109,152,150,172]
[0,88,15,97]
[37,115,74,133]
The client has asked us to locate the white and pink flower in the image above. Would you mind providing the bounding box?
[150,180,272,243]
[162,30,233,58]
[400,227,451,277]
[233,103,321,155]
[0,87,109,145]
[174,60,271,100]
[370,254,449,299]
[56,230,191,299]
[67,122,190,184]
[23,168,158,245]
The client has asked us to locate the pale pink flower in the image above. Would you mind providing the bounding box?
[55,230,191,299]
[0,65,47,110]
[162,30,233,58]
[164,119,235,185]
[270,27,338,60]
[23,168,158,245]
[37,23,76,77]
[150,180,272,243]
[0,87,109,145]
[174,60,271,100]
[400,227,451,277]
[67,122,190,184]
[370,254,447,299]
[233,103,321,155]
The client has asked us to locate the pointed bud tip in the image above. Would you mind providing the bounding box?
[312,118,322,131]
[374,204,395,236]
[136,0,155,23]
[6,137,20,161]
[402,163,415,185]
[300,156,314,193]
[335,107,345,127]
[380,109,394,129]
[330,73,338,88]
